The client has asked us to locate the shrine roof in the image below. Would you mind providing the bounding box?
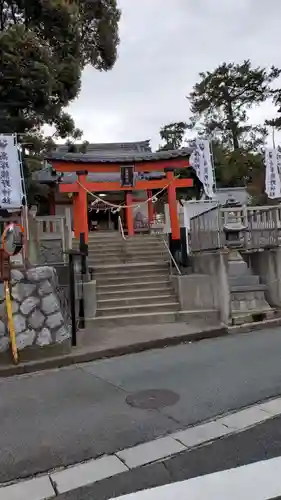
[45,146,193,164]
[55,140,152,154]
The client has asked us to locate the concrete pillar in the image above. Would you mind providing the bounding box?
[83,281,97,319]
[217,251,231,325]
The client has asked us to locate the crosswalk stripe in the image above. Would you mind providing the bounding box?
[113,456,281,500]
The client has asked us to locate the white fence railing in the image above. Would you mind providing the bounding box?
[190,205,281,252]
[36,216,66,239]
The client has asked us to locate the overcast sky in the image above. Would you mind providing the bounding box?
[65,0,281,150]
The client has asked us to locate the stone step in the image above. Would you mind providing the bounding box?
[88,258,125,266]
[87,235,162,242]
[97,279,172,293]
[126,240,164,245]
[74,235,164,242]
[76,246,166,257]
[97,294,176,308]
[88,254,168,264]
[88,309,221,328]
[88,232,121,238]
[94,264,168,277]
[121,246,166,253]
[74,235,120,240]
[73,240,121,246]
[89,311,178,327]
[229,275,260,287]
[126,235,163,238]
[86,244,166,253]
[87,246,167,255]
[89,256,169,266]
[96,301,179,317]
[96,273,169,285]
[97,286,174,300]
[94,261,168,270]
[73,244,123,252]
[228,260,251,276]
[230,284,267,293]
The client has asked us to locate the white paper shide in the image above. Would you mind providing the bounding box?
[0,134,23,208]
[189,139,214,198]
[265,147,281,199]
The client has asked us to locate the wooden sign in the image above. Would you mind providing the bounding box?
[120,165,135,188]
[0,249,10,281]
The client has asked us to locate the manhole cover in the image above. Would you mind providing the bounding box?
[126,389,180,410]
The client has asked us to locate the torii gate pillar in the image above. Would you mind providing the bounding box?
[73,172,88,243]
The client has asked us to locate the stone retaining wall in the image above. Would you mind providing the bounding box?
[0,266,71,360]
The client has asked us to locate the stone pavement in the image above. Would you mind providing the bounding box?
[1,396,281,499]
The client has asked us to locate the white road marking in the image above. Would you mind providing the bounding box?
[113,456,281,500]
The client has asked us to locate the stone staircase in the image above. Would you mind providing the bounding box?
[94,261,181,327]
[73,232,178,326]
[85,232,170,266]
[73,232,219,327]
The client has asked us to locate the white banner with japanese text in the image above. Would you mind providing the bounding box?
[265,147,281,199]
[0,134,23,208]
[189,139,215,198]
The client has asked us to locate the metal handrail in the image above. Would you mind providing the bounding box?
[118,215,127,240]
[162,238,181,275]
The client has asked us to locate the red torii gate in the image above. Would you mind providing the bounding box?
[46,149,193,243]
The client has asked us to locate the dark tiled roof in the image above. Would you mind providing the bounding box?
[45,147,193,164]
[55,140,151,154]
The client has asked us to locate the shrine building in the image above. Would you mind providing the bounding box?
[35,140,193,247]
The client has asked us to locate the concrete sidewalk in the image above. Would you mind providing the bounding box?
[0,321,226,377]
[2,313,281,377]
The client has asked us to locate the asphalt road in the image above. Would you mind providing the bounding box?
[2,326,281,483]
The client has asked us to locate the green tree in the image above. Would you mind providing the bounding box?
[0,0,121,135]
[0,0,120,202]
[158,122,188,150]
[157,122,203,199]
[203,138,266,203]
[188,60,280,151]
[21,122,83,204]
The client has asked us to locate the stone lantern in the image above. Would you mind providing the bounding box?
[223,211,247,249]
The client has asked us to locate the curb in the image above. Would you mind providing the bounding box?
[0,325,227,377]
